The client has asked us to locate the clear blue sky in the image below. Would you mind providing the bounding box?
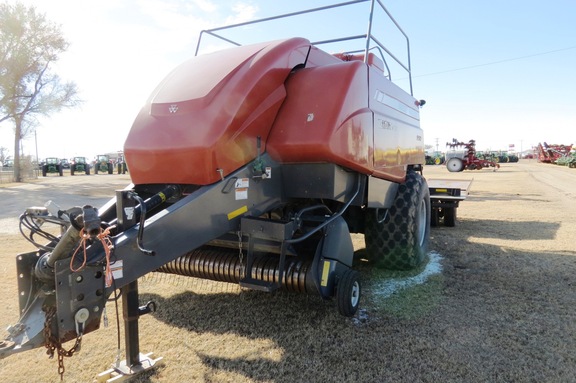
[1,0,575,160]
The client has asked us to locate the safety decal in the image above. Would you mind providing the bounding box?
[235,178,249,200]
[235,178,249,188]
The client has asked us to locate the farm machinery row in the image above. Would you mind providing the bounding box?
[537,142,575,167]
[0,1,444,380]
[40,155,128,176]
[426,149,517,167]
[445,139,500,172]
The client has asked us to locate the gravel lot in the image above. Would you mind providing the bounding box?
[0,160,575,383]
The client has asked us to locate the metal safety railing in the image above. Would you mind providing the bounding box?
[194,0,413,95]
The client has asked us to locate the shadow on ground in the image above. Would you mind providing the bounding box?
[137,234,576,383]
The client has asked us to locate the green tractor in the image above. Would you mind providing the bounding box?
[116,154,128,174]
[425,151,445,165]
[94,154,113,174]
[70,156,90,175]
[41,157,63,177]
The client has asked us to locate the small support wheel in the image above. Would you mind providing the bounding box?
[337,269,361,317]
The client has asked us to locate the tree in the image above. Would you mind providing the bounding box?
[0,2,80,182]
[0,145,7,165]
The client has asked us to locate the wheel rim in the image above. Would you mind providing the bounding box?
[350,281,360,307]
[416,198,427,247]
[447,158,462,172]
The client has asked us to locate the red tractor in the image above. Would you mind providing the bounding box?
[445,139,500,172]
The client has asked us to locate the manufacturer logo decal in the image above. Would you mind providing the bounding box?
[168,104,178,113]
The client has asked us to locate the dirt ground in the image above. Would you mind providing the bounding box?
[0,160,575,383]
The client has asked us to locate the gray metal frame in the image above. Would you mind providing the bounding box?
[194,0,413,94]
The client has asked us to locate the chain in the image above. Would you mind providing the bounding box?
[43,306,83,380]
[237,230,244,278]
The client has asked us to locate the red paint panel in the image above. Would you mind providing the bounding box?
[124,38,310,185]
[267,60,374,175]
[369,67,424,182]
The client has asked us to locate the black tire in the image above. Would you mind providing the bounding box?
[364,171,431,270]
[443,207,457,227]
[446,157,464,172]
[337,269,361,317]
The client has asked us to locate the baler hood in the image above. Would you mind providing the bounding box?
[124,38,310,185]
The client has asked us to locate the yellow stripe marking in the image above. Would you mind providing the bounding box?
[227,205,248,220]
[320,260,331,287]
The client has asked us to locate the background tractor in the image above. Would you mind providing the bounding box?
[116,154,128,174]
[41,157,63,177]
[70,156,90,175]
[94,154,113,174]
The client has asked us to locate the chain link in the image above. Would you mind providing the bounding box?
[43,306,83,380]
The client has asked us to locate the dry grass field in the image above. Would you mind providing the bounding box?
[0,160,575,382]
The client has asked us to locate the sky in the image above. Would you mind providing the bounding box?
[1,0,575,161]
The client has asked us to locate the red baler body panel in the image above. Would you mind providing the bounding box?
[124,38,309,185]
[124,38,424,186]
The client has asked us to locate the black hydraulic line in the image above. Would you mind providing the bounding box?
[127,192,155,256]
[109,185,181,228]
[287,174,361,245]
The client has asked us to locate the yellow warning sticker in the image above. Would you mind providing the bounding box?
[227,205,248,220]
[320,260,330,287]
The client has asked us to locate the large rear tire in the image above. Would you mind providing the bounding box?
[446,157,464,172]
[364,171,431,270]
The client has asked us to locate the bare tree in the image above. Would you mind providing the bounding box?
[0,145,7,165]
[0,2,80,182]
